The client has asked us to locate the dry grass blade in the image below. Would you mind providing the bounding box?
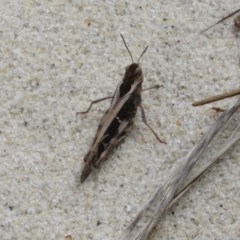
[200,8,240,34]
[170,112,240,206]
[119,97,240,240]
[192,88,240,106]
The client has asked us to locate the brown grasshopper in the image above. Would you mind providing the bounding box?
[79,35,166,183]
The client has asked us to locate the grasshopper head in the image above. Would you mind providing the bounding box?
[123,63,143,84]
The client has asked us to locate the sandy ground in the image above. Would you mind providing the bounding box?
[0,1,240,239]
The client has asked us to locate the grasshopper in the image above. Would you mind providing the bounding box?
[79,35,165,183]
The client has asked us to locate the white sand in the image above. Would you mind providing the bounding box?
[0,1,239,239]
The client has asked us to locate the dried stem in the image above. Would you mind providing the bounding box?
[119,97,240,240]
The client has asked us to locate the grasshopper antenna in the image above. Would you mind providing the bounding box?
[138,45,149,63]
[120,34,134,63]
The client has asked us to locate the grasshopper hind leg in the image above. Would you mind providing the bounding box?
[139,105,166,144]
